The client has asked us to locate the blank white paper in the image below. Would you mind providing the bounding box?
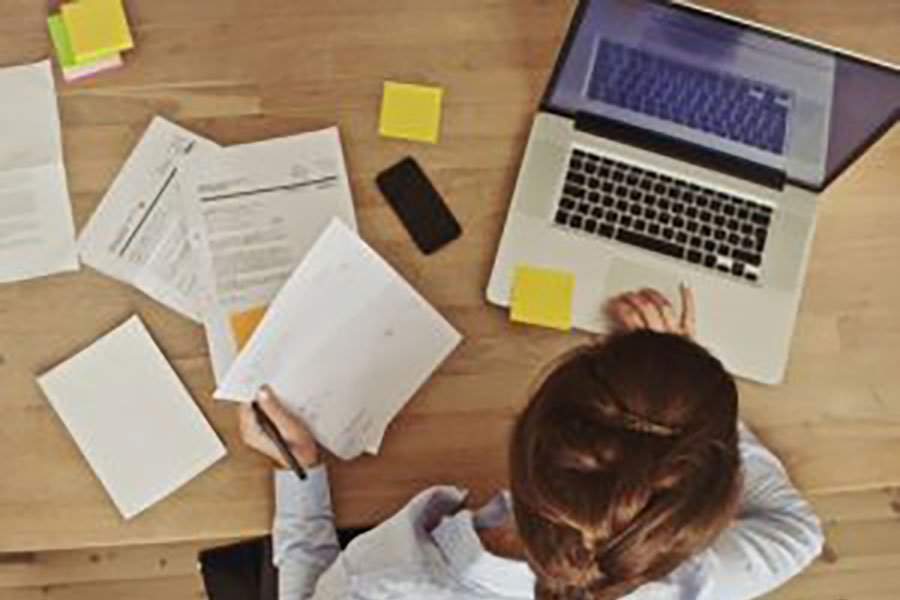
[0,60,78,283]
[38,316,227,520]
[215,219,462,460]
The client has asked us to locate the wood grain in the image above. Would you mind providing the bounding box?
[0,0,898,553]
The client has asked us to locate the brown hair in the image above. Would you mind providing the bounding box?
[510,330,741,600]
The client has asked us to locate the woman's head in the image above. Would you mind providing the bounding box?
[509,330,741,600]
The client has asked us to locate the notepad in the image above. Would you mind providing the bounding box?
[510,266,575,331]
[48,14,122,81]
[379,82,444,144]
[38,316,227,520]
[62,0,134,63]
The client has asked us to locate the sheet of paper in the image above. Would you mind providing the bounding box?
[379,81,444,144]
[78,117,220,322]
[62,0,134,63]
[183,127,357,382]
[510,266,575,331]
[0,60,78,284]
[215,219,462,460]
[38,316,227,520]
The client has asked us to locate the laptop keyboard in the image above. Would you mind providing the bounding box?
[588,39,792,155]
[554,149,774,284]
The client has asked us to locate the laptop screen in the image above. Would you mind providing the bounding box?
[544,0,900,190]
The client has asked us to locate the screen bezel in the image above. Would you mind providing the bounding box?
[540,0,900,193]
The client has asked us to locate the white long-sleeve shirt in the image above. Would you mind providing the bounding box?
[273,425,824,600]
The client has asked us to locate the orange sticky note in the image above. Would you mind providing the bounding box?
[510,266,575,331]
[230,306,268,351]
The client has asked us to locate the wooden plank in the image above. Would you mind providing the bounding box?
[0,575,207,600]
[0,539,233,589]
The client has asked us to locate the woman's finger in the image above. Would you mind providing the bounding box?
[638,288,677,333]
[679,284,696,338]
[256,386,304,434]
[615,294,649,330]
[630,291,667,332]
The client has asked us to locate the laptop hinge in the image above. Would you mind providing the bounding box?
[575,112,786,191]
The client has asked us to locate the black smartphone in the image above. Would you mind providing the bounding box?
[376,157,462,254]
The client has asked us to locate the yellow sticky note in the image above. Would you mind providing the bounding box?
[379,81,444,144]
[62,0,134,63]
[510,266,575,331]
[230,306,268,351]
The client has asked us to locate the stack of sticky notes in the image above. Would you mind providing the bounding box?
[379,81,444,144]
[510,266,576,331]
[48,0,134,82]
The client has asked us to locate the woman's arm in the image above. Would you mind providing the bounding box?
[702,424,825,600]
[239,387,340,599]
[272,466,341,599]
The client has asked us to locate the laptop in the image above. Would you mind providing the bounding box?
[487,0,900,384]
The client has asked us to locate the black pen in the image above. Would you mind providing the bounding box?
[252,401,307,481]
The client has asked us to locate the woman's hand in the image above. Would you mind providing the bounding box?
[606,284,696,338]
[238,386,321,469]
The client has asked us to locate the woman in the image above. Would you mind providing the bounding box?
[239,287,824,599]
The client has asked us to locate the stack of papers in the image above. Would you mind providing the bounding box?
[38,316,226,519]
[0,60,78,284]
[48,0,134,82]
[215,219,462,460]
[181,127,358,382]
[57,113,460,509]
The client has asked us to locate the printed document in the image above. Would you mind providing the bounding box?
[78,117,220,322]
[0,60,78,283]
[38,316,227,520]
[183,127,357,383]
[215,219,462,460]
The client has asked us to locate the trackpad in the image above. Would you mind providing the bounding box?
[603,257,684,315]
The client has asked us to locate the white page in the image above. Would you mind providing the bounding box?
[0,60,78,283]
[183,127,357,383]
[215,219,462,460]
[38,316,227,520]
[78,117,220,322]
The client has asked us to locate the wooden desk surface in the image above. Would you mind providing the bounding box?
[1,0,898,553]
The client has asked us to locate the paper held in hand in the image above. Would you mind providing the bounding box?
[214,219,462,460]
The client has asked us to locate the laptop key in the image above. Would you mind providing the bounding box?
[585,219,598,233]
[616,229,685,260]
[555,211,570,225]
[567,172,586,185]
[732,248,762,266]
[687,250,702,263]
[571,215,583,228]
[598,224,615,238]
[752,212,771,227]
